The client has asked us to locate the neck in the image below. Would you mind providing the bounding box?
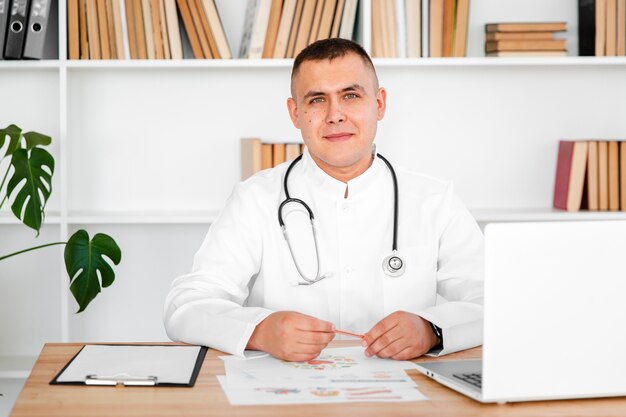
[311,154,374,184]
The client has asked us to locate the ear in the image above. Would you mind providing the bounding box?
[376,87,387,120]
[287,97,300,129]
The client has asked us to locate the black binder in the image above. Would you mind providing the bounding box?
[0,0,10,60]
[4,0,30,59]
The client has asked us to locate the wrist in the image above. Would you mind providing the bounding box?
[428,321,443,350]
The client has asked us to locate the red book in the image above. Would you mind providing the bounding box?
[553,141,589,211]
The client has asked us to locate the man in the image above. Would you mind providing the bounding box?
[164,39,483,362]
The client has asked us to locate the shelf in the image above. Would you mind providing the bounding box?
[471,207,626,222]
[0,356,37,378]
[67,210,220,224]
[1,56,620,70]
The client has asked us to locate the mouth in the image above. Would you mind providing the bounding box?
[324,132,354,142]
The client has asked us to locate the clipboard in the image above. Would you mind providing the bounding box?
[50,344,208,387]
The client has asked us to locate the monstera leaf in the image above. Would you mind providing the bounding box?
[65,230,122,313]
[0,124,51,157]
[6,147,54,234]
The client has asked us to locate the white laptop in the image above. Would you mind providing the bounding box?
[414,220,626,403]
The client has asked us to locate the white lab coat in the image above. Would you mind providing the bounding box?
[164,148,484,358]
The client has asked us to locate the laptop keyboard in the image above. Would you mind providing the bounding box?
[453,372,482,388]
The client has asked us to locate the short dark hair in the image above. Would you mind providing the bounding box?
[291,38,378,85]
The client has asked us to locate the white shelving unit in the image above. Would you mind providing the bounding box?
[1,0,626,382]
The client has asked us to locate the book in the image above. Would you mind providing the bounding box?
[157,0,171,59]
[395,0,406,58]
[68,0,80,59]
[105,0,117,58]
[606,0,617,56]
[371,0,381,56]
[112,0,125,59]
[579,0,596,56]
[164,0,183,59]
[442,0,454,57]
[486,31,555,41]
[621,141,626,209]
[273,0,297,58]
[286,0,304,57]
[553,140,588,212]
[405,0,421,57]
[317,0,337,41]
[598,140,609,210]
[386,0,398,57]
[293,0,317,56]
[338,0,357,40]
[586,140,599,210]
[141,0,156,59]
[248,0,272,58]
[596,0,606,55]
[241,138,262,180]
[133,0,148,58]
[124,0,138,58]
[86,0,101,59]
[618,0,625,55]
[330,0,344,38]
[485,39,567,52]
[273,143,286,166]
[79,0,89,58]
[150,0,165,59]
[177,0,203,58]
[308,0,325,45]
[485,22,567,33]
[608,140,619,210]
[201,0,231,59]
[429,0,443,57]
[421,0,429,56]
[261,143,273,170]
[285,143,301,161]
[262,0,282,57]
[188,0,213,58]
[453,0,470,57]
[97,0,111,59]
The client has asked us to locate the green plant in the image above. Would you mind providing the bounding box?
[0,124,121,312]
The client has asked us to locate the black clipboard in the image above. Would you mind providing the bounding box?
[50,344,208,387]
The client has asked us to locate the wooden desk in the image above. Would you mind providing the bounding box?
[10,342,626,417]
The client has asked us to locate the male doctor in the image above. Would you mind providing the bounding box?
[164,38,484,362]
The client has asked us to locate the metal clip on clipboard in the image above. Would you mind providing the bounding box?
[85,373,158,386]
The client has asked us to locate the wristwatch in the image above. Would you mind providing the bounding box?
[429,321,443,350]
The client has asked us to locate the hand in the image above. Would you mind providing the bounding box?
[362,311,439,360]
[246,311,335,361]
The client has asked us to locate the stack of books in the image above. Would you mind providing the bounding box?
[371,0,470,58]
[241,138,305,180]
[579,0,626,56]
[67,0,231,60]
[239,0,359,59]
[0,0,53,60]
[553,140,626,212]
[485,22,567,57]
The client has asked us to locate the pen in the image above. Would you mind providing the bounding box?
[334,329,365,339]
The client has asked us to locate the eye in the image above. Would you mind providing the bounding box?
[344,93,358,99]
[310,97,325,104]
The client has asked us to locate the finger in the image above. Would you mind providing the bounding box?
[283,351,322,362]
[390,345,415,361]
[365,326,402,357]
[363,316,398,347]
[296,329,336,345]
[296,317,335,333]
[294,341,327,355]
[373,337,410,359]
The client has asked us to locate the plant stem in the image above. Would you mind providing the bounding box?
[0,242,67,261]
[0,164,10,209]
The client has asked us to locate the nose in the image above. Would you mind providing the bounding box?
[325,98,345,124]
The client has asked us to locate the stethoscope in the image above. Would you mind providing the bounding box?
[278,153,405,286]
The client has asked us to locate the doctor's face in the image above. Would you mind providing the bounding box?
[287,53,387,182]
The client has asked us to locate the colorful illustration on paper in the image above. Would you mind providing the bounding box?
[282,355,358,371]
[310,387,341,397]
[255,387,301,395]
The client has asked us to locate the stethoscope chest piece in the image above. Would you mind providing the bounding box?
[382,252,405,278]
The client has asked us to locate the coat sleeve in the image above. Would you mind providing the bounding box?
[416,181,484,356]
[163,183,274,357]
